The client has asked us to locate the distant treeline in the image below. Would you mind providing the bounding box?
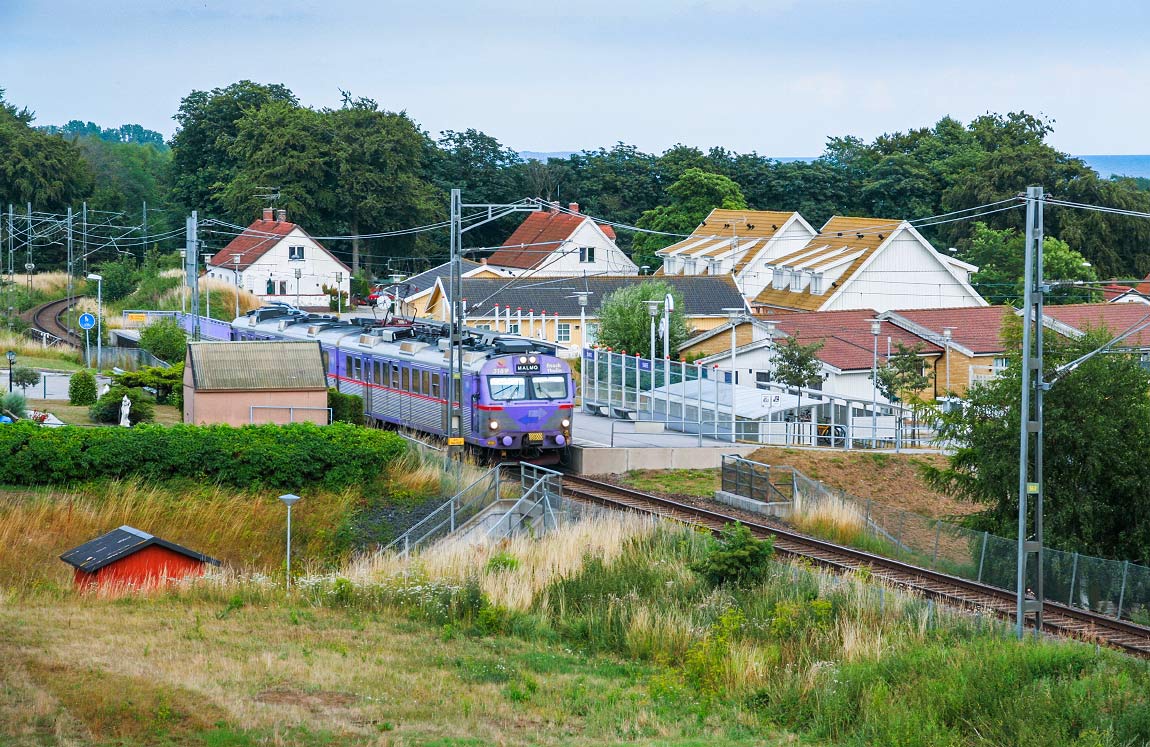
[4,82,1150,280]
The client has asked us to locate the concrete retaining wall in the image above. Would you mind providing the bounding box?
[713,489,792,519]
[571,445,760,475]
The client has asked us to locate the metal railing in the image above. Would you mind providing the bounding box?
[721,455,794,503]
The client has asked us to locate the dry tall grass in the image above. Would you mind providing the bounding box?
[0,331,79,359]
[0,480,358,592]
[27,272,74,294]
[790,494,868,547]
[346,512,661,612]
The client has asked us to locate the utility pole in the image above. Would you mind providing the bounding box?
[141,200,148,262]
[66,207,74,326]
[26,202,32,294]
[447,192,542,459]
[233,254,241,320]
[186,212,200,340]
[1016,185,1045,638]
[81,202,87,277]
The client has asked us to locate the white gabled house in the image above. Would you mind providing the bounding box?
[751,216,986,314]
[486,202,637,277]
[656,209,818,298]
[205,208,350,309]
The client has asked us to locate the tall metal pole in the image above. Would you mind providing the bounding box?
[66,207,74,328]
[141,200,148,261]
[448,188,463,457]
[187,212,200,340]
[286,503,292,587]
[81,202,87,277]
[1016,185,1044,638]
[871,322,880,445]
[26,203,32,294]
[95,277,102,370]
[730,317,738,442]
[233,254,241,319]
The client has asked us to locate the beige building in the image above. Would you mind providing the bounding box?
[416,275,748,358]
[183,341,330,426]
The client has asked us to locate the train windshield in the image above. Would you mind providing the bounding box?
[488,376,528,401]
[531,375,568,400]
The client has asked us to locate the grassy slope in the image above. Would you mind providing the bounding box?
[621,448,974,519]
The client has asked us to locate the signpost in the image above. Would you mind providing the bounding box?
[78,313,95,368]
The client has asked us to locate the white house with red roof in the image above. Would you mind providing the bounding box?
[205,208,350,310]
[486,202,638,277]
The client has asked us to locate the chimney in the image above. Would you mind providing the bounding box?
[262,208,274,222]
[276,209,287,223]
[480,258,488,265]
[569,202,580,214]
[549,200,560,213]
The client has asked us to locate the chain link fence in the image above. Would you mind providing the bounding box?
[724,456,1150,624]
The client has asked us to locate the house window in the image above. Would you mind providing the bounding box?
[993,356,1010,374]
[288,246,305,261]
[579,246,595,263]
[557,323,571,343]
[508,323,520,335]
[279,281,288,295]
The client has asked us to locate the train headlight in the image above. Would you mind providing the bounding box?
[528,355,537,364]
[561,418,570,428]
[488,420,500,431]
[518,356,527,364]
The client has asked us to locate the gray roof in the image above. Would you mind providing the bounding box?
[404,259,482,295]
[450,275,748,318]
[187,340,327,391]
[60,525,220,573]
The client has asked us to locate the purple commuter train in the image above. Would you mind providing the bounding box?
[230,305,574,463]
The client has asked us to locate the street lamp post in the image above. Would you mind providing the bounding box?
[869,318,882,446]
[294,268,302,308]
[723,307,744,443]
[643,300,661,418]
[279,493,301,589]
[87,273,103,370]
[335,271,343,315]
[942,327,955,401]
[233,254,242,320]
[5,350,14,393]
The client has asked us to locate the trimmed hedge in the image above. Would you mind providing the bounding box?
[328,388,365,425]
[0,421,405,491]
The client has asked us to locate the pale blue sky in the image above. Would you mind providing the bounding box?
[4,0,1148,155]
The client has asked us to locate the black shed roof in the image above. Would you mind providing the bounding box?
[59,526,221,573]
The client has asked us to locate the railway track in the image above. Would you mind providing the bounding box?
[561,473,1150,659]
[24,297,81,346]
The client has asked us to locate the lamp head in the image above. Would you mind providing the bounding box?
[279,493,301,508]
[86,273,102,281]
[943,326,954,340]
[5,350,14,364]
[869,319,882,336]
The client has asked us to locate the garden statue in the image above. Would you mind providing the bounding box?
[119,395,132,427]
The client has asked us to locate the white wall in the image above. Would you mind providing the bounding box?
[207,227,349,307]
[737,219,819,298]
[506,219,637,277]
[825,231,986,312]
[704,343,892,405]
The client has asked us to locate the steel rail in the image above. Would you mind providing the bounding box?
[561,473,1150,658]
[25,297,81,346]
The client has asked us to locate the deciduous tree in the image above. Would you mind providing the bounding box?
[595,282,689,357]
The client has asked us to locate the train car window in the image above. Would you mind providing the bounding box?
[390,363,399,388]
[352,357,362,380]
[373,361,383,386]
[322,350,330,372]
[488,376,528,401]
[430,374,441,399]
[532,375,568,400]
[412,368,423,394]
[401,366,410,391]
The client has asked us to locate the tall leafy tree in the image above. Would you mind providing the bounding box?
[631,168,748,271]
[927,328,1150,565]
[170,80,298,216]
[595,281,689,356]
[0,89,92,210]
[772,335,824,420]
[963,222,1098,305]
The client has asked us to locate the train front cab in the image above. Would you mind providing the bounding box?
[474,354,572,463]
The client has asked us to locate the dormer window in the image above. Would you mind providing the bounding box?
[579,246,595,263]
[288,246,305,261]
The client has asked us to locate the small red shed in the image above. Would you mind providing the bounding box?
[60,525,221,591]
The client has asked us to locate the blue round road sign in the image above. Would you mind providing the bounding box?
[78,313,96,330]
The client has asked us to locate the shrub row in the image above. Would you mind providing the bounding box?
[0,421,405,490]
[328,388,365,425]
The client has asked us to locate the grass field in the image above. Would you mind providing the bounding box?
[26,399,182,426]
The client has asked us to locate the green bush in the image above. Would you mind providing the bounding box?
[0,392,28,419]
[0,421,406,490]
[138,318,187,364]
[89,386,155,425]
[112,364,182,405]
[68,370,98,405]
[690,522,774,587]
[328,388,364,425]
[11,366,40,392]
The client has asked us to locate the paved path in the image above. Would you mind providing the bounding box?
[3,370,111,401]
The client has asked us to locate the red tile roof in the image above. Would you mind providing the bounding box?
[209,219,348,272]
[771,308,942,371]
[1043,303,1150,346]
[487,211,616,270]
[890,306,1016,355]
